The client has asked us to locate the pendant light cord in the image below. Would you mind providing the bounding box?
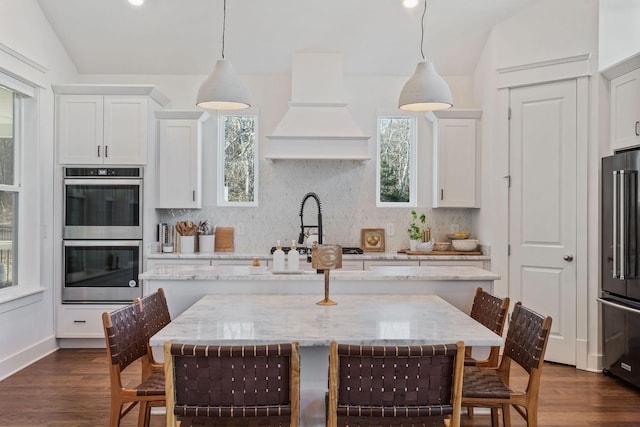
[420,0,427,61]
[221,0,226,59]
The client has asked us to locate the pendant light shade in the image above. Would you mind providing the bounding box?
[196,0,250,110]
[398,61,453,112]
[196,59,251,110]
[398,0,453,112]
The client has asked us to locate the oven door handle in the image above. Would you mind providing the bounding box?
[597,297,640,315]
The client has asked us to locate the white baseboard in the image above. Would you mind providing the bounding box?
[0,336,58,381]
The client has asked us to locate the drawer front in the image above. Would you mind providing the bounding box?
[57,305,122,338]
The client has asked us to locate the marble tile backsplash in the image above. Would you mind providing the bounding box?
[157,160,473,253]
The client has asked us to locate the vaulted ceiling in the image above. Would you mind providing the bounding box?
[36,0,540,76]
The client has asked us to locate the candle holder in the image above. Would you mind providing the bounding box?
[312,244,342,305]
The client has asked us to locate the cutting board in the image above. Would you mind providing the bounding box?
[214,227,234,252]
[399,249,482,255]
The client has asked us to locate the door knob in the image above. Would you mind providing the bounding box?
[563,254,574,262]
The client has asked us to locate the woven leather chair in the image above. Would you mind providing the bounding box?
[134,287,171,373]
[102,303,165,427]
[165,341,300,427]
[466,287,510,367]
[327,341,465,427]
[461,302,552,427]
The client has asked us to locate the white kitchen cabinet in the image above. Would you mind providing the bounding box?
[57,304,124,338]
[610,68,640,151]
[155,111,208,208]
[428,110,482,208]
[54,85,169,165]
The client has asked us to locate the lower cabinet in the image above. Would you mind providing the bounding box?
[57,304,125,339]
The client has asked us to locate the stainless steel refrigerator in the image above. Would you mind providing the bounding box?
[599,149,640,388]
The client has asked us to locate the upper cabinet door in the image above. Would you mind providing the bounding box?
[430,110,481,208]
[103,96,149,165]
[57,95,104,164]
[610,68,640,152]
[155,111,207,209]
[57,93,153,165]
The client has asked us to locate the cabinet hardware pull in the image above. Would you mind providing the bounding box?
[193,190,195,202]
[441,189,444,201]
[105,145,108,158]
[73,320,87,324]
[97,146,101,157]
[636,121,640,136]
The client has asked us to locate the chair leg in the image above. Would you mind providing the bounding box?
[137,401,150,427]
[466,406,474,416]
[490,408,500,427]
[502,403,512,427]
[111,401,123,427]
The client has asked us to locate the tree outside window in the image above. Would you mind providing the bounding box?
[218,114,258,206]
[377,116,417,207]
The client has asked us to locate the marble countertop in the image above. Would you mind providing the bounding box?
[147,250,490,262]
[150,294,503,347]
[140,264,500,281]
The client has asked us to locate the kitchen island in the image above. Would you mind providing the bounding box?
[139,264,500,317]
[151,293,503,427]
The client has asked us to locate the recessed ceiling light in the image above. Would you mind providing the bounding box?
[128,0,144,6]
[403,0,418,8]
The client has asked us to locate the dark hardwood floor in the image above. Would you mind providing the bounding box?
[0,349,639,426]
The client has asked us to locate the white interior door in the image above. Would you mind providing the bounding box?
[508,80,577,365]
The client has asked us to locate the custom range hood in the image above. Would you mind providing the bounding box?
[265,53,370,161]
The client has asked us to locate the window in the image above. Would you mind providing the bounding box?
[376,115,417,207]
[0,86,20,288]
[217,113,258,207]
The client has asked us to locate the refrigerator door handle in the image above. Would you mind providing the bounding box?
[613,170,620,279]
[597,297,640,315]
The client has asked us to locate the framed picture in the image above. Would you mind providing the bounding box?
[361,228,385,252]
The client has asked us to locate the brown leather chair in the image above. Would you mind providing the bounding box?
[327,341,465,427]
[134,287,171,373]
[466,287,510,367]
[461,302,552,427]
[102,303,165,427]
[164,341,300,427]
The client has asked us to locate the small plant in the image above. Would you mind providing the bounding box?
[408,210,426,240]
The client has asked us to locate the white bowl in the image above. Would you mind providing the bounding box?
[451,239,478,252]
[415,240,434,252]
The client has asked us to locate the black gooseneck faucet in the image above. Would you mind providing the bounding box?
[298,192,323,264]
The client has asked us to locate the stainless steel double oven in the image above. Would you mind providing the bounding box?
[62,167,143,303]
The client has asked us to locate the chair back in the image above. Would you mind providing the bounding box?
[134,287,171,339]
[470,287,510,336]
[102,303,149,376]
[502,302,553,374]
[165,342,300,427]
[328,341,464,427]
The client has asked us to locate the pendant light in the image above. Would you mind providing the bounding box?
[196,0,250,110]
[398,0,452,112]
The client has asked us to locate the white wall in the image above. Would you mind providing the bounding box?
[599,0,640,70]
[0,0,78,379]
[473,0,600,370]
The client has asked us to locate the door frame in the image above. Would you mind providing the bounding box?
[492,54,592,369]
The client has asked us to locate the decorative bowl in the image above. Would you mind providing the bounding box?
[416,240,434,252]
[451,239,478,252]
[433,242,451,251]
[446,232,469,240]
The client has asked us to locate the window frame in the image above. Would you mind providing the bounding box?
[216,110,259,207]
[0,85,23,290]
[376,112,418,208]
